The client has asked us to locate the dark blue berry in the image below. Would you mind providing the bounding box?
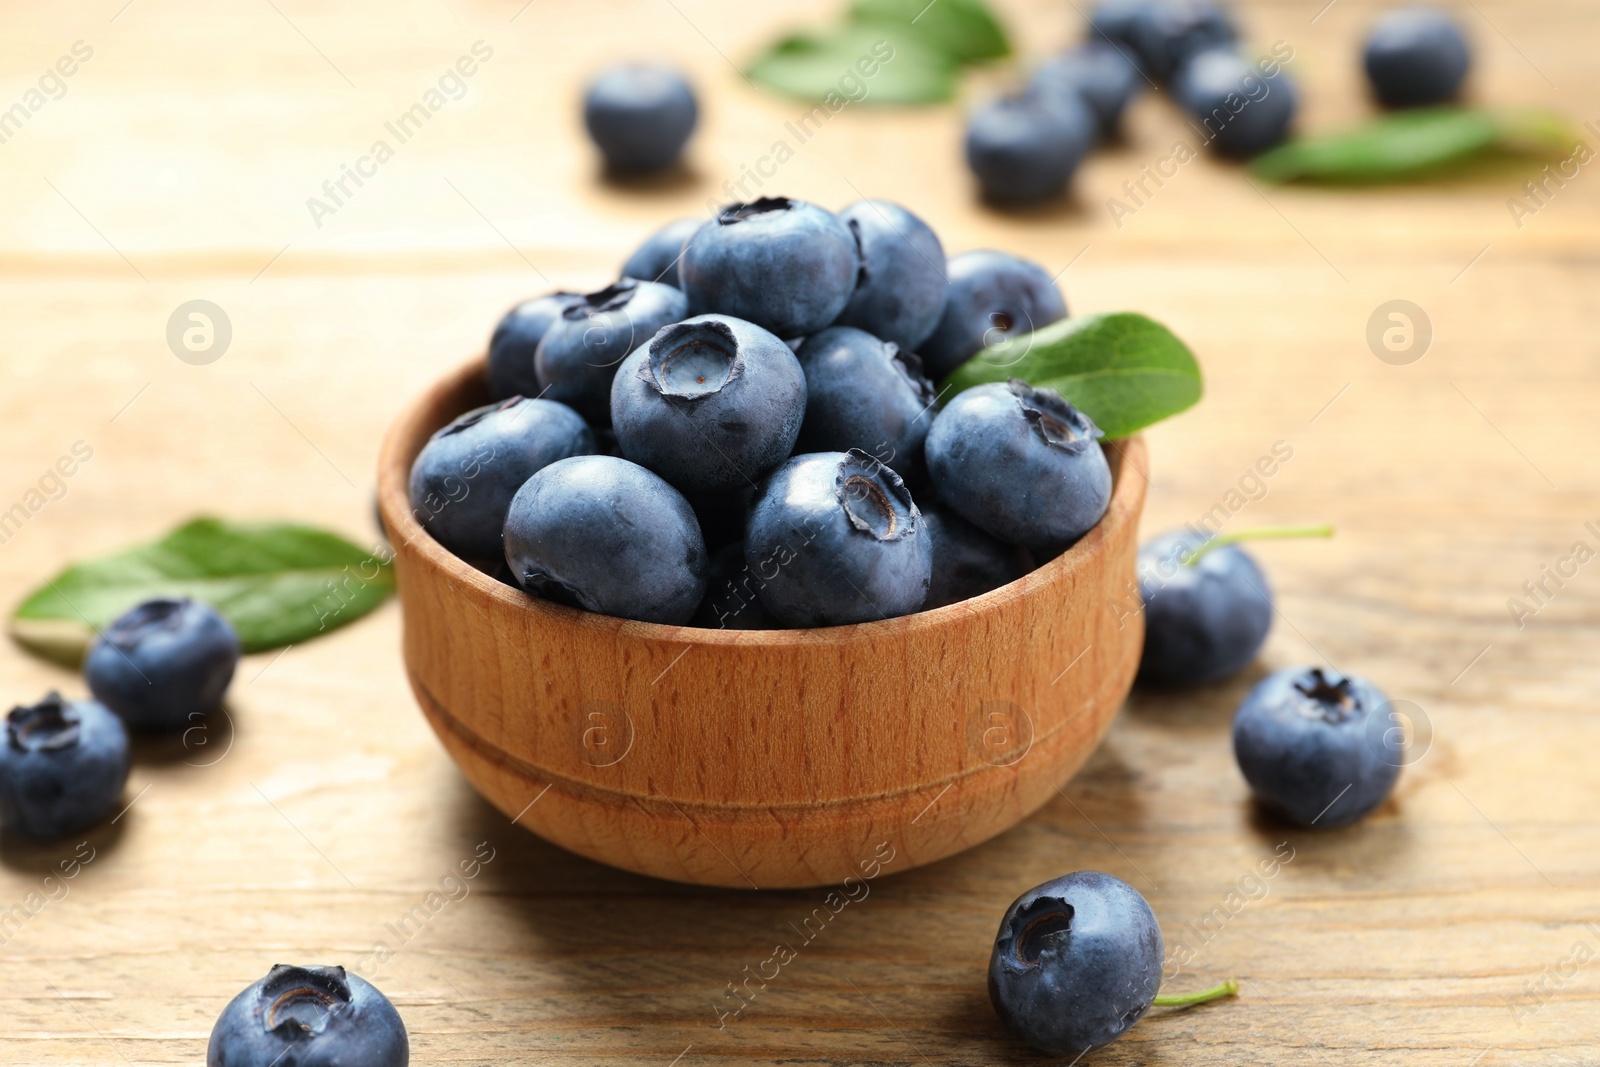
[926,380,1111,553]
[922,504,1032,610]
[0,693,128,840]
[583,64,697,172]
[680,198,859,339]
[989,870,1164,1056]
[1173,49,1298,157]
[1363,5,1471,108]
[85,598,240,731]
[409,396,595,563]
[503,455,707,625]
[745,450,931,627]
[1233,666,1402,827]
[1137,528,1272,686]
[207,964,408,1067]
[1130,0,1238,83]
[620,217,700,288]
[1030,42,1145,136]
[794,326,935,481]
[486,292,582,401]
[535,278,688,425]
[610,314,807,494]
[919,251,1068,382]
[834,200,948,351]
[965,92,1096,205]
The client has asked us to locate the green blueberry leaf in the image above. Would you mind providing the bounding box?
[9,517,393,665]
[849,0,1011,64]
[1250,106,1581,184]
[745,24,959,105]
[940,313,1203,439]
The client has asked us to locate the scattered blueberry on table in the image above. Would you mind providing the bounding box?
[583,63,698,173]
[1233,665,1403,827]
[1173,48,1299,157]
[207,964,408,1067]
[1030,41,1145,138]
[0,692,129,840]
[1363,5,1471,108]
[964,91,1097,204]
[86,598,240,731]
[1137,527,1273,687]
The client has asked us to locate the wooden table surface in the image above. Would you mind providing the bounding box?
[1,0,1597,1063]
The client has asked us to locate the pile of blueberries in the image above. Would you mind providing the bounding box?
[966,0,1474,203]
[416,196,1108,629]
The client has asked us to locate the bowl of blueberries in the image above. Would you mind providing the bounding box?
[377,195,1150,888]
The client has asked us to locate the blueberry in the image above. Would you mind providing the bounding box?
[926,381,1111,553]
[795,326,935,481]
[583,63,697,172]
[833,200,948,351]
[1363,5,1471,108]
[1030,42,1146,137]
[486,292,583,401]
[207,964,408,1067]
[84,598,240,731]
[610,314,807,494]
[918,250,1068,382]
[1233,666,1402,828]
[1086,0,1156,60]
[988,870,1163,1056]
[535,278,688,425]
[1173,48,1298,157]
[965,92,1096,206]
[1130,0,1238,83]
[745,450,931,627]
[0,693,128,840]
[680,198,859,339]
[503,455,707,624]
[1137,528,1272,686]
[620,217,701,288]
[922,504,1032,610]
[691,543,776,630]
[409,396,596,562]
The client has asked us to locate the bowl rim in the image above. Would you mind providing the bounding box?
[377,356,1148,649]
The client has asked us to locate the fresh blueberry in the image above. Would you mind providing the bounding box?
[583,63,697,172]
[620,217,701,288]
[534,278,688,425]
[486,292,583,401]
[1030,42,1146,137]
[1233,666,1402,828]
[1129,0,1238,83]
[611,314,807,494]
[503,455,707,625]
[833,200,948,351]
[926,380,1111,553]
[85,598,240,731]
[988,870,1163,1056]
[1363,5,1471,108]
[919,251,1068,382]
[1137,528,1272,686]
[0,693,128,840]
[794,326,935,481]
[1086,0,1156,61]
[680,198,859,338]
[409,396,596,562]
[691,543,775,630]
[965,92,1096,205]
[1173,48,1298,157]
[207,964,408,1067]
[745,450,931,627]
[922,504,1032,610]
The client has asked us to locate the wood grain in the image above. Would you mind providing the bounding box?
[0,0,1598,1063]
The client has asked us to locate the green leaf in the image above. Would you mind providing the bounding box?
[849,0,1010,64]
[10,518,393,664]
[1251,106,1580,184]
[941,313,1204,438]
[746,24,959,105]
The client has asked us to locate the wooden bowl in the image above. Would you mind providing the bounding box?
[377,359,1149,888]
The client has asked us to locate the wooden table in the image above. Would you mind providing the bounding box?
[1,0,1596,1063]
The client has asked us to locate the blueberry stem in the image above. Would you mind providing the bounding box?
[1152,978,1239,1007]
[1185,523,1334,565]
